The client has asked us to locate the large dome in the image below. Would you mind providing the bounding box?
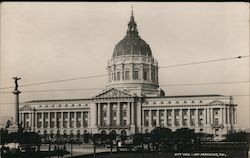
[112,9,152,58]
[113,36,152,57]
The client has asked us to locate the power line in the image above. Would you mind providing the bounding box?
[159,55,249,69]
[0,55,248,90]
[0,80,248,93]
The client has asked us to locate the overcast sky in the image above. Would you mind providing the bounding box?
[0,2,249,129]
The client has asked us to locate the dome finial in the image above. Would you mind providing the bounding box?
[131,5,134,17]
[127,5,138,36]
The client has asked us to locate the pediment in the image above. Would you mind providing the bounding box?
[19,104,33,111]
[94,88,133,99]
[208,100,224,105]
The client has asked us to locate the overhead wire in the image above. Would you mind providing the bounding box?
[0,55,248,90]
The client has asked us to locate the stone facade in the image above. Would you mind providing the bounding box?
[19,9,237,140]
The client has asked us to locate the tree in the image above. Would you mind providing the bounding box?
[174,128,195,142]
[150,127,172,152]
[225,131,248,142]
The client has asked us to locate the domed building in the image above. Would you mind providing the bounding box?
[107,10,160,96]
[19,9,237,140]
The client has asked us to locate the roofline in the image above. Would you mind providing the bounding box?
[146,94,225,99]
[25,98,91,103]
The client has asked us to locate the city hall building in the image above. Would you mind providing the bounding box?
[19,10,237,140]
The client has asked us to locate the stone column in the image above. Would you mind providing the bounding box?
[195,109,199,126]
[131,102,134,125]
[107,103,111,126]
[179,109,183,127]
[81,112,84,128]
[12,90,21,127]
[55,112,58,128]
[165,109,167,127]
[60,112,63,129]
[117,102,121,126]
[48,112,51,128]
[67,112,70,128]
[223,107,227,125]
[220,108,223,125]
[31,111,34,131]
[171,109,175,127]
[75,112,77,128]
[127,102,131,125]
[187,109,190,126]
[156,110,159,126]
[208,108,211,125]
[149,110,152,127]
[98,103,101,126]
[42,112,45,128]
[235,108,237,124]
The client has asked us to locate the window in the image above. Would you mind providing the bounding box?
[125,71,130,80]
[134,70,139,80]
[123,120,127,126]
[143,70,147,80]
[153,120,157,126]
[117,72,120,80]
[103,111,107,117]
[214,118,219,125]
[123,111,127,117]
[113,111,117,117]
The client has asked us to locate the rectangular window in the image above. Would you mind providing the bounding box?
[143,70,147,80]
[134,70,139,80]
[117,72,120,80]
[123,111,127,117]
[125,71,130,80]
[113,111,117,117]
[103,111,107,117]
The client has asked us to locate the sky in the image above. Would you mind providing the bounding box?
[0,2,249,129]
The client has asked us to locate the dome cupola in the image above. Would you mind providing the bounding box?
[107,7,161,97]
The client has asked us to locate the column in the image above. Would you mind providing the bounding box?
[48,112,51,128]
[179,109,183,127]
[226,107,229,125]
[223,107,227,125]
[149,110,152,127]
[81,112,84,128]
[171,109,175,127]
[195,109,199,126]
[204,108,207,125]
[98,104,101,126]
[219,108,222,125]
[41,112,45,128]
[75,112,77,128]
[156,110,159,126]
[59,112,62,129]
[210,108,213,124]
[55,112,58,128]
[127,102,131,125]
[117,102,121,126]
[187,109,190,126]
[21,113,24,127]
[87,112,90,127]
[107,103,110,126]
[131,102,135,125]
[165,109,167,127]
[207,108,210,125]
[31,111,34,130]
[235,108,237,124]
[67,112,70,128]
